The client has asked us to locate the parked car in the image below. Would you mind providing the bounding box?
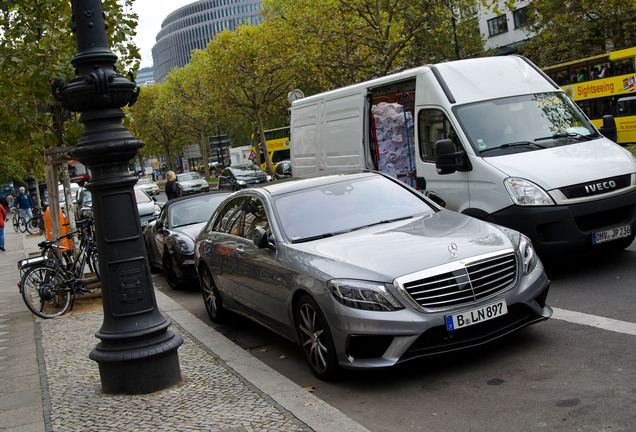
[194,172,552,379]
[144,191,231,289]
[218,164,270,191]
[176,172,210,195]
[136,177,160,196]
[58,182,81,213]
[273,160,292,180]
[76,185,161,227]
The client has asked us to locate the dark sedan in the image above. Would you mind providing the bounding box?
[218,164,270,191]
[144,191,231,289]
[194,172,551,379]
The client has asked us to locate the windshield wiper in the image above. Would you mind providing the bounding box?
[291,216,415,243]
[535,131,593,142]
[480,141,546,153]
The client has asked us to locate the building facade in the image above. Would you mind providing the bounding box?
[477,1,532,55]
[136,66,155,86]
[152,0,263,83]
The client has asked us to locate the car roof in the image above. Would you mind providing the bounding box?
[164,190,232,209]
[246,171,381,197]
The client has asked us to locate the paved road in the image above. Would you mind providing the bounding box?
[154,243,636,432]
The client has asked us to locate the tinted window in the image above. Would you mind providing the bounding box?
[213,197,245,236]
[418,109,461,162]
[244,197,270,240]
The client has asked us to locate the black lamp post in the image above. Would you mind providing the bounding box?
[52,0,183,394]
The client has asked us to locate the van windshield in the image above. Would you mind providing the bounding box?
[455,92,600,155]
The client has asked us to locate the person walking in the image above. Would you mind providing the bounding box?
[5,193,14,212]
[0,201,6,251]
[14,186,33,224]
[165,171,182,200]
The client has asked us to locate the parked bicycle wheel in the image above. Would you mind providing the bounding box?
[12,213,19,232]
[20,265,71,319]
[18,215,28,233]
[88,251,100,281]
[26,216,41,235]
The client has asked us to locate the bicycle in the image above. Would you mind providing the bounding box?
[12,209,40,234]
[18,216,100,319]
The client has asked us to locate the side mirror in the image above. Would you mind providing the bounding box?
[435,139,471,175]
[599,115,617,143]
[252,226,270,249]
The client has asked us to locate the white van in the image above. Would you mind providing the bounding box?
[290,55,636,258]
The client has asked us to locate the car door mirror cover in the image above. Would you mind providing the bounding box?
[252,226,269,249]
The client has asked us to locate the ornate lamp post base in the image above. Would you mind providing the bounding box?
[54,0,183,394]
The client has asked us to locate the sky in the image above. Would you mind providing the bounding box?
[132,0,196,69]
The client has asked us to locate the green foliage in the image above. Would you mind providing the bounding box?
[0,0,139,180]
[519,0,636,66]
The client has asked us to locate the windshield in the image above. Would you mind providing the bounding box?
[178,173,202,181]
[169,195,228,228]
[455,92,600,155]
[134,188,152,204]
[274,176,435,243]
[233,165,264,176]
[137,178,153,185]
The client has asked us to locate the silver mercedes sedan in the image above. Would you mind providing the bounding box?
[194,172,552,379]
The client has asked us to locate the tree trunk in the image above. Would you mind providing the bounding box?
[255,110,274,175]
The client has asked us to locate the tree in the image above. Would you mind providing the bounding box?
[159,58,221,178]
[519,0,636,66]
[263,0,485,89]
[0,0,139,182]
[126,84,182,173]
[202,23,298,175]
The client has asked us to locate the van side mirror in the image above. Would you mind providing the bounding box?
[599,115,617,143]
[435,139,471,175]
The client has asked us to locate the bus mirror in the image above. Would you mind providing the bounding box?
[599,115,617,143]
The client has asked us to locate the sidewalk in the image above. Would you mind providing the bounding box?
[0,223,369,432]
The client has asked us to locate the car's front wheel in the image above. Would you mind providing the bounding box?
[199,266,227,322]
[295,294,339,380]
[162,250,181,290]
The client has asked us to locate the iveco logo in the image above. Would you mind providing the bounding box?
[585,180,617,194]
[448,243,458,257]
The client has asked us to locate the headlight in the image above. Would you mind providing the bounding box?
[502,228,537,275]
[175,236,195,254]
[237,180,246,186]
[266,175,272,181]
[328,279,404,311]
[504,177,554,206]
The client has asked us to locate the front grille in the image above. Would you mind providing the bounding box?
[559,174,631,199]
[401,253,517,309]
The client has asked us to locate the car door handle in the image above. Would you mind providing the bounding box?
[236,246,245,254]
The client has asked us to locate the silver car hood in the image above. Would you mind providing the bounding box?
[173,223,206,240]
[286,210,515,282]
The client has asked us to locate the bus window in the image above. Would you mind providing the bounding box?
[617,97,636,117]
[613,58,635,76]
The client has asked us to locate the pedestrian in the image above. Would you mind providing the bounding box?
[165,171,181,200]
[14,186,33,224]
[6,193,14,212]
[0,201,6,251]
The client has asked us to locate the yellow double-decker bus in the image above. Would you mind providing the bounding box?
[250,126,291,171]
[543,47,636,145]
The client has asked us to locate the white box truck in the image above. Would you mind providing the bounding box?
[290,55,636,258]
[229,146,253,166]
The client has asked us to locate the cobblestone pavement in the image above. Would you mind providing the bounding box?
[0,225,369,432]
[38,312,310,432]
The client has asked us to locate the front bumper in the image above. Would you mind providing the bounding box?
[486,189,636,259]
[319,263,551,370]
